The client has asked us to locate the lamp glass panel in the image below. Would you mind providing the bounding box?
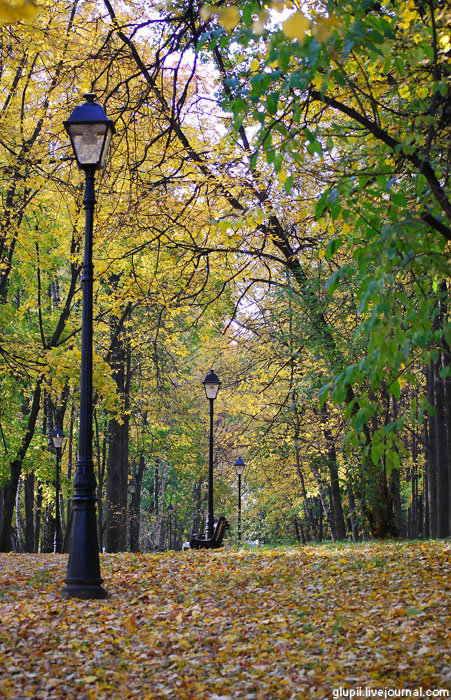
[204,382,219,399]
[235,462,245,476]
[99,128,113,169]
[52,434,64,449]
[69,123,107,165]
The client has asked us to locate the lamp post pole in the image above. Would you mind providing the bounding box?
[62,94,115,599]
[51,428,65,553]
[203,369,221,540]
[235,457,245,544]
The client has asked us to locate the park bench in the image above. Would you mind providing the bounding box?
[189,516,230,550]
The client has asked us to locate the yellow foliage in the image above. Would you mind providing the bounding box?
[218,6,240,31]
[311,15,338,42]
[0,0,38,26]
[200,4,240,31]
[398,0,419,29]
[282,11,310,41]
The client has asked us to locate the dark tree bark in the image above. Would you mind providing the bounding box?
[294,421,316,540]
[34,484,43,552]
[347,481,359,541]
[327,446,346,540]
[129,455,145,552]
[426,364,438,537]
[24,473,35,552]
[41,504,54,553]
[105,412,129,552]
[320,404,346,540]
[154,457,160,517]
[391,468,405,538]
[435,368,449,537]
[105,301,132,553]
[0,380,41,552]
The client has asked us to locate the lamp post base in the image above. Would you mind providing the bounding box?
[63,579,107,600]
[63,497,107,599]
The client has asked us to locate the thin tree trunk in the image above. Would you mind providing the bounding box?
[426,364,438,537]
[0,380,41,552]
[24,472,35,552]
[309,460,334,540]
[34,484,43,552]
[129,455,145,552]
[294,424,316,540]
[435,365,449,537]
[15,478,25,552]
[321,404,346,540]
[347,481,359,541]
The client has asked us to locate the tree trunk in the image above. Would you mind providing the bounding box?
[0,381,42,552]
[294,424,316,540]
[347,481,359,541]
[435,368,449,537]
[24,472,35,552]
[15,479,25,552]
[309,459,334,540]
[129,455,145,552]
[427,363,438,537]
[105,305,131,552]
[34,484,43,552]
[391,468,405,537]
[106,415,129,551]
[321,404,346,540]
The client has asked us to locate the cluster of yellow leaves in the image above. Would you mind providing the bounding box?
[200,3,338,41]
[0,542,449,699]
[200,4,240,31]
[283,10,338,42]
[0,0,37,25]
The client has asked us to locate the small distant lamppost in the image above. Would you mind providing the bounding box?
[63,93,115,599]
[203,369,221,539]
[51,428,65,553]
[234,457,245,544]
[167,503,173,550]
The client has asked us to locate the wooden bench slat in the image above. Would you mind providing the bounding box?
[189,516,229,550]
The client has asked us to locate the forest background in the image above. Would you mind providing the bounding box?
[0,0,450,554]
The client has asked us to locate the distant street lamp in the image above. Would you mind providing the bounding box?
[128,476,137,495]
[63,93,115,599]
[167,503,173,550]
[235,457,245,544]
[51,428,65,553]
[203,369,221,539]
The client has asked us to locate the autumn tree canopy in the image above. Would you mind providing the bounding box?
[0,0,450,552]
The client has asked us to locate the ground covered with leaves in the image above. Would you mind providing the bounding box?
[0,542,450,699]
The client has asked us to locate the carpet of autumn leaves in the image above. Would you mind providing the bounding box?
[0,541,450,700]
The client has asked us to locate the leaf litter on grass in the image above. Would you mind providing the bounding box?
[0,541,450,699]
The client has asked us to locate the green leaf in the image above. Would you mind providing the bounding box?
[388,379,400,399]
[325,236,343,261]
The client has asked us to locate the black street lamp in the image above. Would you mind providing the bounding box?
[167,503,173,550]
[235,457,245,544]
[203,369,221,539]
[63,94,115,599]
[51,428,65,553]
[128,477,137,495]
